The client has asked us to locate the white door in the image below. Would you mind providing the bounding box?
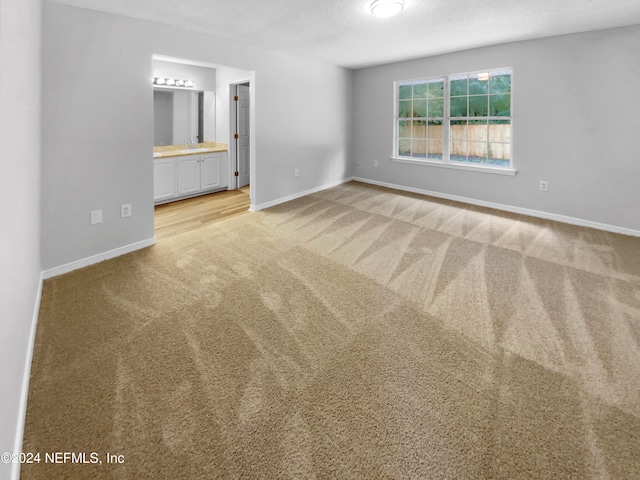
[236,85,250,188]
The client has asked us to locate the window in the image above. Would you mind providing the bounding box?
[398,78,445,161]
[394,68,513,173]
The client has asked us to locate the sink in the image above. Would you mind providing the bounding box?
[179,148,211,154]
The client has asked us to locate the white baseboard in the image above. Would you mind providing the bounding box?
[353,177,640,237]
[12,272,43,480]
[42,237,157,280]
[249,177,353,212]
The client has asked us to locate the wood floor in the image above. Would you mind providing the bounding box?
[154,187,251,240]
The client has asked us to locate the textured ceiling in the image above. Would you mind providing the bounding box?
[48,0,640,68]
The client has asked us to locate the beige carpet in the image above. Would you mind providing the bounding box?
[22,181,640,479]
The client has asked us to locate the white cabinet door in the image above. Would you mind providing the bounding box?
[177,156,201,195]
[153,157,176,201]
[200,154,221,190]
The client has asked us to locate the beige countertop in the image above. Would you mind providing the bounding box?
[153,142,228,158]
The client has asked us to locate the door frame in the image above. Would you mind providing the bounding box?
[228,79,251,191]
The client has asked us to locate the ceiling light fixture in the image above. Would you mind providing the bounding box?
[152,77,194,88]
[370,0,404,18]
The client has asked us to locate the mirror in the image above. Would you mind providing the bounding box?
[153,88,215,146]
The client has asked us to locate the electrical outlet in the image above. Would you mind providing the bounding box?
[90,209,102,225]
[121,204,131,218]
[373,160,379,167]
[539,181,549,191]
[294,169,299,177]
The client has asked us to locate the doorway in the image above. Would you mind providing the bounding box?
[231,82,251,189]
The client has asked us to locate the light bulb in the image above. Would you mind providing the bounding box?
[370,0,404,18]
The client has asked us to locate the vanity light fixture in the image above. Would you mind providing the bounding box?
[370,0,404,18]
[477,72,490,81]
[152,77,194,88]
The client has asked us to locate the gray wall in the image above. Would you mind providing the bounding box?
[353,25,640,232]
[215,65,252,144]
[41,2,353,271]
[0,0,42,477]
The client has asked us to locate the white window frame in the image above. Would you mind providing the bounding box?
[391,68,516,176]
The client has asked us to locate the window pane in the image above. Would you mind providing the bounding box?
[469,74,489,94]
[412,120,426,138]
[490,72,511,94]
[488,143,510,166]
[398,120,411,138]
[450,119,467,162]
[428,140,443,160]
[450,119,467,141]
[413,99,426,118]
[468,142,488,161]
[450,97,467,117]
[488,120,510,143]
[399,139,411,156]
[450,76,468,96]
[427,80,444,98]
[428,98,443,118]
[469,95,488,117]
[399,100,412,118]
[450,141,467,162]
[399,84,412,100]
[449,120,467,161]
[427,121,443,140]
[469,119,488,142]
[413,81,427,98]
[412,140,427,158]
[489,94,510,116]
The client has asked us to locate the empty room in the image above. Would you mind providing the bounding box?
[1,0,639,479]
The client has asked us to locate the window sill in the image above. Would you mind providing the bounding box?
[391,157,517,176]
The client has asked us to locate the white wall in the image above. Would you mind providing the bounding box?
[353,25,640,233]
[41,3,353,271]
[215,65,252,145]
[0,0,42,478]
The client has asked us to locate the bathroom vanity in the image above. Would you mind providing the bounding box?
[153,142,228,204]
